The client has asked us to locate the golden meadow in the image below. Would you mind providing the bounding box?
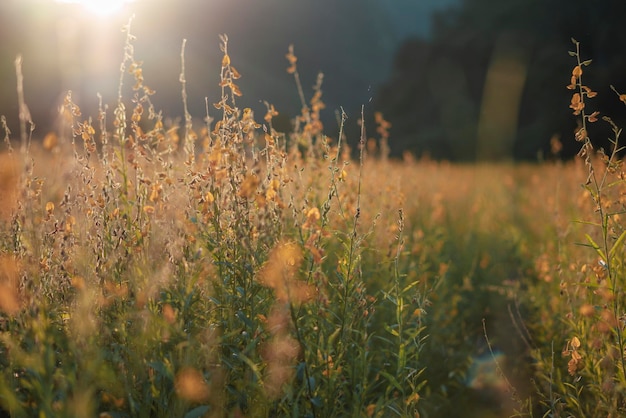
[0,21,624,417]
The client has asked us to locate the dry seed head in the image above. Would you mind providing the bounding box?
[71,276,86,291]
[302,207,321,229]
[570,93,584,115]
[582,85,597,98]
[264,104,279,123]
[238,174,260,199]
[263,361,293,400]
[266,305,290,335]
[304,232,324,264]
[567,355,582,376]
[599,309,618,331]
[230,66,241,79]
[163,303,176,324]
[262,334,300,399]
[264,335,300,361]
[406,392,420,407]
[285,45,297,74]
[42,132,58,151]
[367,138,377,155]
[256,191,268,207]
[257,241,314,303]
[550,135,563,154]
[574,127,587,142]
[0,155,19,220]
[579,303,594,317]
[0,255,21,315]
[587,111,600,123]
[374,111,391,139]
[563,336,583,375]
[45,201,55,217]
[175,368,210,403]
[149,182,162,203]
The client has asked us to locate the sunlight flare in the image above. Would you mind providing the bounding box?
[55,0,134,17]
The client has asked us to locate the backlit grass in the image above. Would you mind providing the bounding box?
[0,23,625,418]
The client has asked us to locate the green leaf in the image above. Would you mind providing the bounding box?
[398,342,406,370]
[381,290,397,305]
[577,281,602,290]
[327,326,342,347]
[384,324,399,337]
[609,229,626,261]
[233,351,263,381]
[584,233,606,260]
[148,361,173,379]
[401,280,421,294]
[379,370,404,393]
[607,180,626,189]
[184,406,210,418]
[373,335,394,346]
[310,396,323,408]
[235,310,253,329]
[572,220,601,228]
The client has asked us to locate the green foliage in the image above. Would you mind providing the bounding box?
[373,0,626,161]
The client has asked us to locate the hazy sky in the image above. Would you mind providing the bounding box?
[0,0,459,134]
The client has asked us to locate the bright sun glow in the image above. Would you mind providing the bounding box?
[56,0,133,17]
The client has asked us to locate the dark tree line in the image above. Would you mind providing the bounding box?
[371,0,626,161]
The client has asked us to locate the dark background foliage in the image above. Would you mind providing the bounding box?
[1,0,625,161]
[372,0,626,160]
[0,0,451,139]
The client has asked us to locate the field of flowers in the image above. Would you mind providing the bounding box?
[0,26,624,417]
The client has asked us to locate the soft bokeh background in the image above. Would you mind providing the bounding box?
[0,0,455,135]
[1,0,625,160]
